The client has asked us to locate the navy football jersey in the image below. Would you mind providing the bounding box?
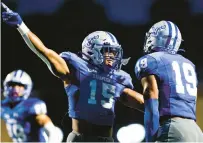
[1,98,48,142]
[135,52,197,120]
[60,51,133,126]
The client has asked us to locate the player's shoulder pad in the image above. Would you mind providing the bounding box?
[59,51,72,61]
[59,51,80,63]
[134,54,158,80]
[117,70,134,89]
[60,51,86,69]
[26,98,47,115]
[180,54,196,67]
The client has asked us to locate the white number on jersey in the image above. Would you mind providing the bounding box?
[172,61,197,96]
[136,58,148,72]
[6,119,27,142]
[88,80,116,109]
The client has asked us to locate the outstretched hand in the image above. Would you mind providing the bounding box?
[1,2,23,27]
[1,2,13,12]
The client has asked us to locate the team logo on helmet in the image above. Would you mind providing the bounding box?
[144,20,183,54]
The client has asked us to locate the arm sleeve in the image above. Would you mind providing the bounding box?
[20,34,57,76]
[144,99,159,141]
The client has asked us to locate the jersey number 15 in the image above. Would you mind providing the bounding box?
[88,80,115,109]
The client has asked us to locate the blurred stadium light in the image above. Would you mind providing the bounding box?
[116,123,145,142]
[16,0,65,15]
[3,0,203,24]
[95,0,156,25]
[189,0,203,15]
[95,0,203,25]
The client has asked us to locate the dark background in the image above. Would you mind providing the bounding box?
[2,0,203,141]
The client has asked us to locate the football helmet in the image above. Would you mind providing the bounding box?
[144,20,183,54]
[82,31,123,70]
[3,70,33,102]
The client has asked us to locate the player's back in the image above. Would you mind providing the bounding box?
[139,52,203,142]
[149,52,197,120]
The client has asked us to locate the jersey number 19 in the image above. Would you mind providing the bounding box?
[172,61,197,96]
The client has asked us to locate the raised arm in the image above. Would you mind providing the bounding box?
[1,2,70,78]
[25,31,70,78]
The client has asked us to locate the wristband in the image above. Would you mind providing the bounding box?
[17,22,30,35]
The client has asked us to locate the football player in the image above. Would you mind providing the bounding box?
[1,70,63,142]
[2,3,144,142]
[135,20,203,142]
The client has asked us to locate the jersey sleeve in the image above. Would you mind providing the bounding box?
[59,51,72,63]
[123,75,134,89]
[29,100,47,115]
[134,55,158,80]
[59,51,83,71]
[118,71,134,89]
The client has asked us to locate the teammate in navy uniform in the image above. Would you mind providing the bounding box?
[1,3,144,142]
[135,20,203,142]
[1,70,63,142]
